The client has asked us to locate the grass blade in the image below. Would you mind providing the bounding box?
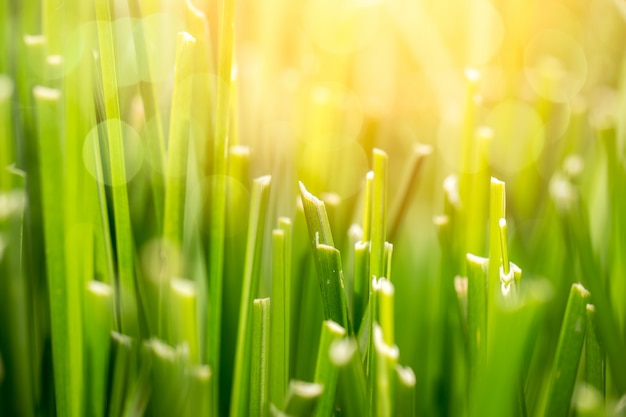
[467,254,488,370]
[250,298,271,417]
[169,278,200,364]
[84,281,115,417]
[94,0,139,337]
[313,320,347,417]
[584,304,604,397]
[279,380,324,416]
[207,0,237,410]
[544,283,590,417]
[373,324,399,417]
[387,144,432,241]
[34,86,84,417]
[270,219,293,407]
[370,149,388,280]
[230,175,272,417]
[159,32,196,339]
[551,175,626,393]
[488,178,505,307]
[394,365,416,417]
[330,337,368,417]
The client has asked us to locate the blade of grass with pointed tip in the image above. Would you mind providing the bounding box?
[94,0,139,337]
[314,243,350,331]
[544,283,590,417]
[585,304,604,397]
[230,175,272,417]
[331,338,368,417]
[552,177,626,393]
[250,298,271,417]
[313,320,346,417]
[85,281,115,417]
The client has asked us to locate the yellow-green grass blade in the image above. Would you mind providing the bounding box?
[207,0,236,411]
[34,86,86,417]
[276,380,323,417]
[313,320,346,417]
[387,144,432,242]
[472,280,550,417]
[250,298,271,417]
[466,254,488,384]
[488,178,505,310]
[270,219,293,408]
[0,186,36,416]
[0,76,14,191]
[182,365,212,417]
[106,332,135,417]
[353,240,370,333]
[330,337,368,417]
[94,0,139,337]
[159,32,196,339]
[394,365,416,417]
[551,175,626,393]
[222,145,251,411]
[584,305,604,396]
[299,182,350,331]
[169,278,200,364]
[370,149,388,280]
[230,175,272,417]
[373,324,399,417]
[84,281,115,417]
[544,283,590,417]
[127,0,167,233]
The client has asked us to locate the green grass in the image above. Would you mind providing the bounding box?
[4,0,626,416]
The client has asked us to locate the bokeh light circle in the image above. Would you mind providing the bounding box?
[524,30,587,103]
[83,119,144,186]
[486,100,545,175]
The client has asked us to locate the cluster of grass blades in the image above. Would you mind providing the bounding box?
[2,0,626,416]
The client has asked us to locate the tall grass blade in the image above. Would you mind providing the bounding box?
[544,283,590,417]
[250,298,271,417]
[230,175,272,417]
